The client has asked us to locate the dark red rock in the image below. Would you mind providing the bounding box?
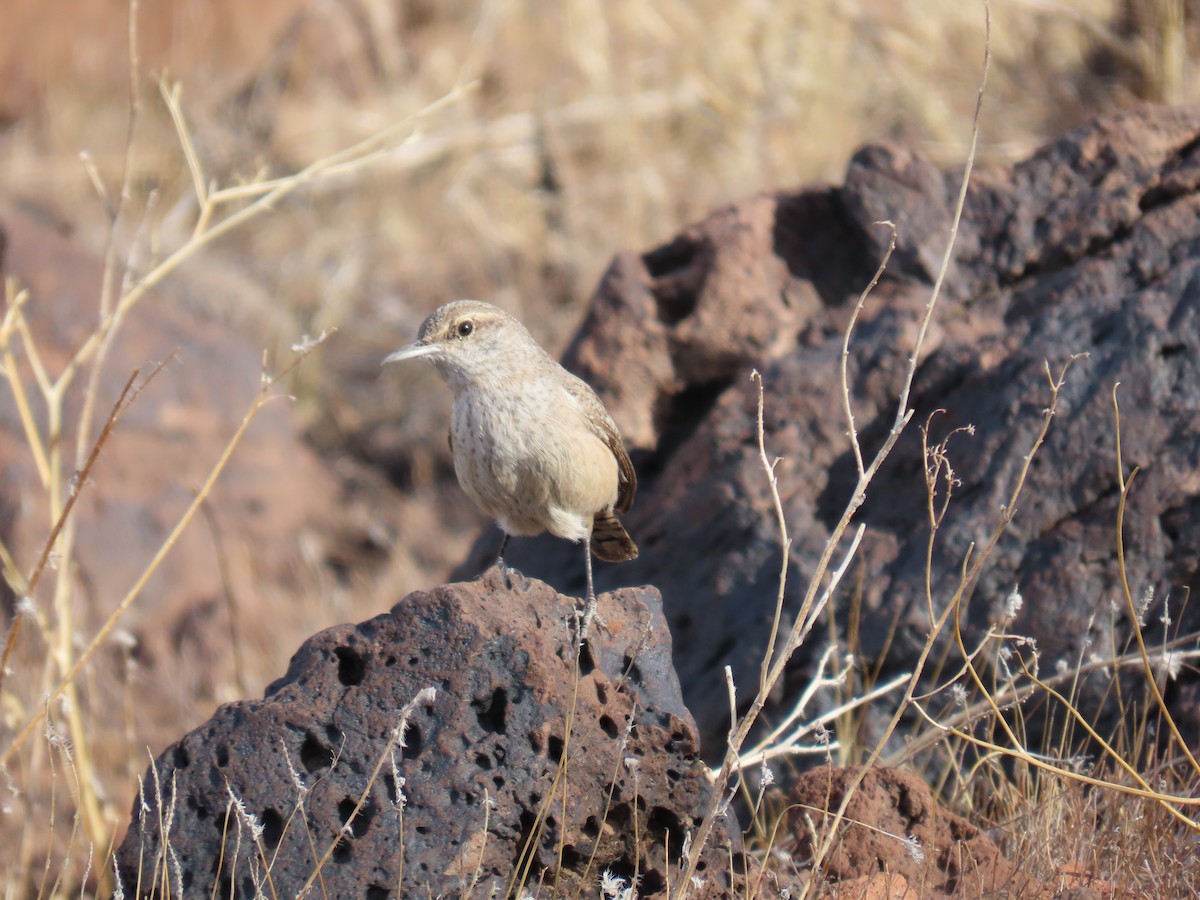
[115,574,741,898]
[476,104,1200,754]
[788,766,1042,898]
[562,190,867,451]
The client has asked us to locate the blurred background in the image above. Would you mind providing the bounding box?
[3,0,1195,538]
[3,0,1193,363]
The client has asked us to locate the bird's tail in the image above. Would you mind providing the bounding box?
[591,509,638,562]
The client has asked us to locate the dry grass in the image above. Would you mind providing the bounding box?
[2,2,1175,487]
[2,1,1200,897]
[0,1,1167,357]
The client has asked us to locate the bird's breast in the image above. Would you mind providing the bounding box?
[449,380,619,523]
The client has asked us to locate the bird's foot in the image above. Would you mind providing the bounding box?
[577,593,610,646]
[493,555,510,587]
[480,532,516,586]
[479,556,526,591]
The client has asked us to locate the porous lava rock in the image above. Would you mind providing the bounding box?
[788,766,1041,898]
[479,103,1200,753]
[115,572,740,898]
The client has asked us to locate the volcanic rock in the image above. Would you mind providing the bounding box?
[115,573,741,898]
[788,766,1041,898]
[477,103,1200,754]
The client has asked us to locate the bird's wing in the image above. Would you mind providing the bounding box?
[561,373,637,513]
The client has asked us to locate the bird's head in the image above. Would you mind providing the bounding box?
[382,300,542,391]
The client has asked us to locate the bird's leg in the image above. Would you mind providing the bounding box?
[493,531,513,589]
[578,534,596,644]
[578,532,611,644]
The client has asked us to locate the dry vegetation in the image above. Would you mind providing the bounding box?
[0,1,1179,367]
[2,0,1200,897]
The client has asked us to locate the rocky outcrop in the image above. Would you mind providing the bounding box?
[788,766,1041,898]
[115,574,741,898]
[477,103,1200,753]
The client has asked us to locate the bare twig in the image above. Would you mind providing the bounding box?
[841,221,897,479]
[1110,384,1200,777]
[0,340,328,769]
[0,361,170,699]
[772,4,994,893]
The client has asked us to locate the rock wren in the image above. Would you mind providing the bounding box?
[383,300,638,633]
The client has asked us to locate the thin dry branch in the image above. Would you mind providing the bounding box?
[58,81,475,400]
[0,285,50,486]
[668,18,987,876]
[933,358,1200,834]
[788,3,995,892]
[0,338,329,770]
[884,629,1200,766]
[29,359,172,594]
[0,361,169,699]
[841,221,897,479]
[1110,386,1200,778]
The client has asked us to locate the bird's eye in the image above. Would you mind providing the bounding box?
[456,320,474,337]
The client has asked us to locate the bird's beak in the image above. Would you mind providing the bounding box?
[382,341,440,365]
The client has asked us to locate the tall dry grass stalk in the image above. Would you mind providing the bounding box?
[0,16,474,885]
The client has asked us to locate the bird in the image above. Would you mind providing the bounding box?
[382,300,638,638]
